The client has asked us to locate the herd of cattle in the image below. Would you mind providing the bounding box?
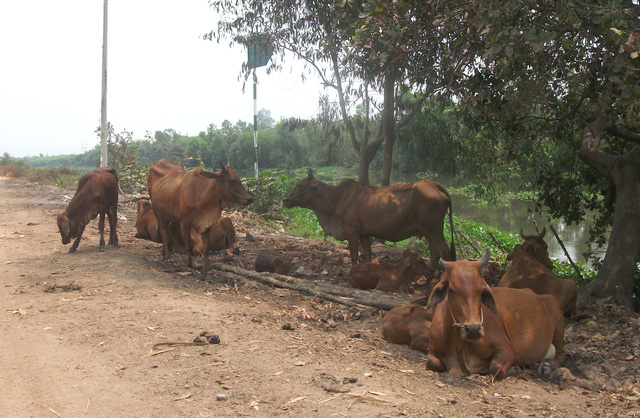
[56,162,578,381]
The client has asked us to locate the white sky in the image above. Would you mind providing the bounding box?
[0,0,322,158]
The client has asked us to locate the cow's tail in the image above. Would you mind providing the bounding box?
[438,183,456,261]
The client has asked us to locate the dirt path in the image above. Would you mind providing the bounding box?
[0,177,638,417]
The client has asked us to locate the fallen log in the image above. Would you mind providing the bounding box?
[208,262,409,311]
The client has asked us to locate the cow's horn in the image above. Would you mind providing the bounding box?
[519,228,526,239]
[307,167,314,178]
[479,248,491,267]
[438,258,447,271]
[538,226,546,239]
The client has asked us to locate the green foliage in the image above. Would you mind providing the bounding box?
[102,124,149,194]
[0,157,81,188]
[243,170,298,217]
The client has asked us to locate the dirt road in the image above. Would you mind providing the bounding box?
[1,177,638,417]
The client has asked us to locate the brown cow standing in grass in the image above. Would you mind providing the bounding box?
[498,228,578,317]
[134,197,237,256]
[350,251,431,292]
[147,160,251,274]
[56,167,118,253]
[283,169,455,270]
[381,304,431,353]
[426,250,566,380]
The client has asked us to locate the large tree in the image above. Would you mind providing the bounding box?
[208,0,452,185]
[428,0,640,308]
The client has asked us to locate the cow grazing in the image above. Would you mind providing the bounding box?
[381,304,431,353]
[56,167,119,252]
[147,159,252,274]
[426,250,566,379]
[134,198,237,256]
[498,228,577,317]
[283,169,455,269]
[350,251,431,292]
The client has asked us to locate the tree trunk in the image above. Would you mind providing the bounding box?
[584,150,640,310]
[380,68,397,187]
[580,114,640,310]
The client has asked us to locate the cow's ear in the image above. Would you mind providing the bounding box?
[426,278,448,312]
[481,283,498,314]
[200,171,219,179]
[219,161,227,171]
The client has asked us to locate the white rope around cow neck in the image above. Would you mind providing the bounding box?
[448,299,483,329]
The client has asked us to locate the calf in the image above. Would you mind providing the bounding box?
[498,228,577,317]
[134,198,161,243]
[57,167,118,252]
[381,304,431,353]
[426,250,566,379]
[350,251,431,292]
[134,198,236,255]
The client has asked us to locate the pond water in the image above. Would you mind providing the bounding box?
[450,192,596,266]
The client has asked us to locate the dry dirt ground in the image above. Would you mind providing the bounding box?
[1,176,640,418]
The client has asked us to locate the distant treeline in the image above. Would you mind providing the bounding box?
[18,105,467,181]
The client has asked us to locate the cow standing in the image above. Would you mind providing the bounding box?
[147,160,251,274]
[283,169,455,270]
[426,250,566,379]
[498,228,577,317]
[56,167,118,252]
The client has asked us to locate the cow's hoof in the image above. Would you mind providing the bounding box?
[536,359,553,376]
[99,247,105,252]
[68,248,77,253]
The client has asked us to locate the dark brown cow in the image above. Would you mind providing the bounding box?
[134,198,237,256]
[147,159,252,274]
[381,304,431,353]
[350,251,431,292]
[426,250,566,379]
[498,228,577,317]
[56,167,118,252]
[283,169,455,268]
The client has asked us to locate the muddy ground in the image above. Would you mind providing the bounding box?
[1,177,639,417]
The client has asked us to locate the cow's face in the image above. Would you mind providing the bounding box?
[210,163,252,207]
[520,227,554,269]
[427,249,496,341]
[283,172,320,209]
[136,198,152,217]
[57,212,75,245]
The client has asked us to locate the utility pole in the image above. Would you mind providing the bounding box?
[253,70,258,179]
[100,0,108,167]
[247,35,272,179]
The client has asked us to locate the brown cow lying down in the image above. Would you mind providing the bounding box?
[426,250,566,380]
[134,198,161,243]
[57,167,118,252]
[350,251,431,292]
[498,228,577,317]
[134,198,236,255]
[381,304,431,353]
[283,168,455,270]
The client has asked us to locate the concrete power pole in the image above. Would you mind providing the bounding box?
[100,0,108,167]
